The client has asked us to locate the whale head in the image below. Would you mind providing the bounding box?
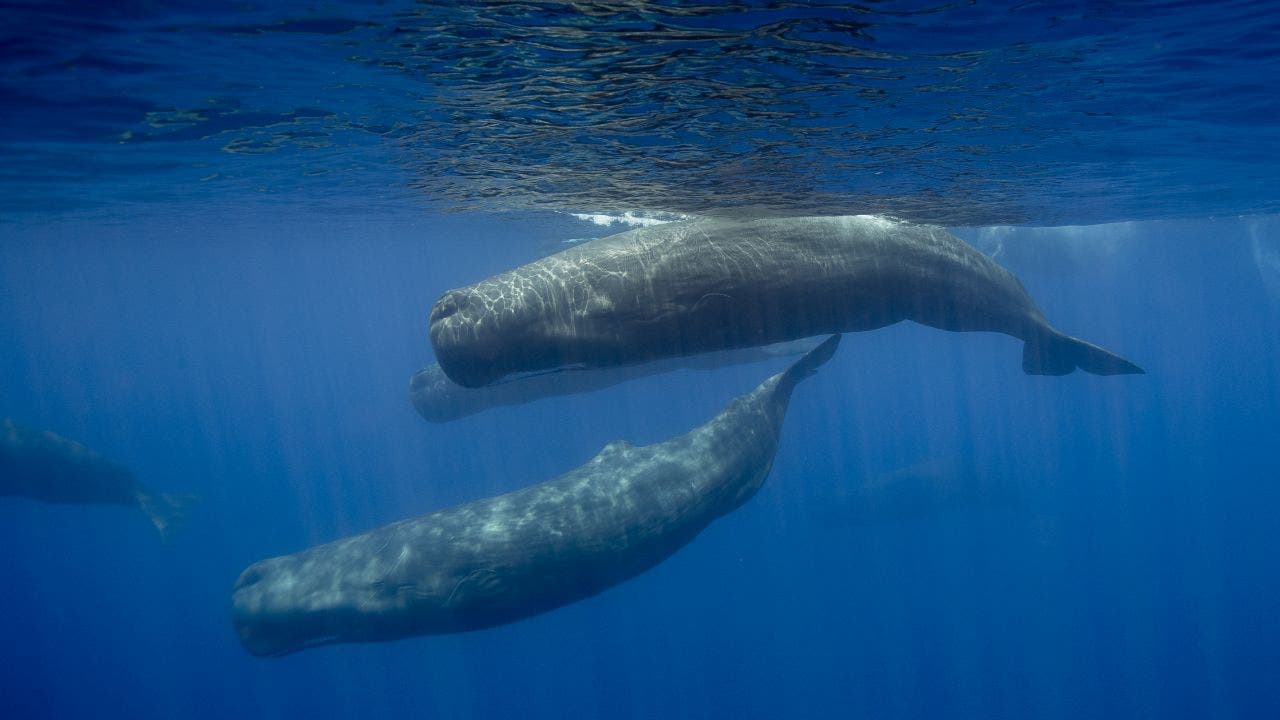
[409,363,470,423]
[230,540,435,657]
[429,279,574,388]
[230,555,359,657]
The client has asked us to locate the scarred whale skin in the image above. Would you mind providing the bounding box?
[1,419,194,542]
[231,336,840,657]
[429,215,1142,388]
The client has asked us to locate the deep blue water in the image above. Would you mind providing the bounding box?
[3,2,1280,719]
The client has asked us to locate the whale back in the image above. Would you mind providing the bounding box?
[232,336,841,656]
[428,215,1040,387]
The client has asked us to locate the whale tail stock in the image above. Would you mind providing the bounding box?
[776,334,842,397]
[138,491,198,543]
[1022,329,1144,376]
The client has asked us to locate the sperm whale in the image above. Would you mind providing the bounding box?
[231,336,840,656]
[429,215,1142,388]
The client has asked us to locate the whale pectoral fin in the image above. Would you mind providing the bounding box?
[445,568,508,609]
[1023,331,1144,376]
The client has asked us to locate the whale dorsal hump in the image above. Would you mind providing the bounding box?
[593,440,635,464]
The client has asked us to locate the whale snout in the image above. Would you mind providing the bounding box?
[430,289,471,324]
[428,282,569,388]
[231,562,292,657]
[231,560,343,657]
[429,290,515,388]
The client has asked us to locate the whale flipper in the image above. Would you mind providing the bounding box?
[1023,331,1144,376]
[138,491,198,544]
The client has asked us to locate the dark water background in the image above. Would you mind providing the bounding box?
[3,2,1280,719]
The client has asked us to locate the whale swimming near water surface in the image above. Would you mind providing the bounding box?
[231,335,840,656]
[1,419,195,542]
[429,215,1142,388]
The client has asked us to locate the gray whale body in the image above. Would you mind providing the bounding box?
[231,335,840,656]
[430,215,1142,388]
[1,419,194,542]
[410,337,821,423]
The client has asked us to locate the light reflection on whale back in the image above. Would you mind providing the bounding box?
[429,214,1144,388]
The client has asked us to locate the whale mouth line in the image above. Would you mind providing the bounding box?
[486,363,593,386]
[257,632,343,658]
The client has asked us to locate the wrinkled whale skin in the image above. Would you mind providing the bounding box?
[429,215,1142,388]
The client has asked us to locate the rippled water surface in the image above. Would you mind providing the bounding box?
[5,4,1280,720]
[3,1,1278,224]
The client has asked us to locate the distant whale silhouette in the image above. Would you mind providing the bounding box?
[231,335,840,656]
[1,419,195,542]
[429,215,1142,388]
[410,337,821,422]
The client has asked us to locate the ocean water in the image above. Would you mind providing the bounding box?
[2,2,1279,719]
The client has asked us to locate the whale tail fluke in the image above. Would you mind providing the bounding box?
[777,334,841,395]
[1022,330,1144,376]
[138,491,198,544]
